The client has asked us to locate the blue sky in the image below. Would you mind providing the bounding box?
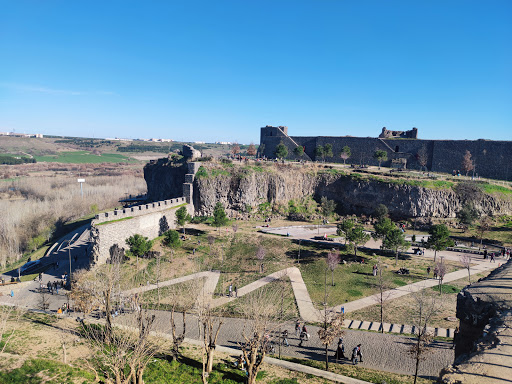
[1,1,511,143]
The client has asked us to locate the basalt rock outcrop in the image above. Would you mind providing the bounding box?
[144,161,512,219]
[439,260,512,383]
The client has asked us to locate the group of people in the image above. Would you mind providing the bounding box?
[295,319,310,347]
[43,280,65,295]
[333,338,363,365]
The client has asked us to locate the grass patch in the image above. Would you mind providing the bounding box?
[95,216,134,226]
[431,284,460,294]
[480,183,512,196]
[34,151,137,164]
[280,356,434,384]
[0,358,96,384]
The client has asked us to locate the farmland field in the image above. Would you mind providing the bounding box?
[34,151,137,163]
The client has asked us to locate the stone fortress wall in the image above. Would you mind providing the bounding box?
[90,160,199,265]
[260,126,512,181]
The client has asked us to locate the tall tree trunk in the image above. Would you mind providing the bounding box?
[325,344,329,370]
[413,337,421,384]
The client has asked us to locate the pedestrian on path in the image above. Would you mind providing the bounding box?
[228,283,232,297]
[426,266,431,277]
[234,286,238,298]
[490,253,495,263]
[282,330,289,347]
[351,344,363,365]
[433,266,438,279]
[295,319,301,337]
[334,338,345,361]
[372,264,377,276]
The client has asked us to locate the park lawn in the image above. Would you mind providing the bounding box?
[299,250,463,309]
[219,277,299,320]
[448,216,512,247]
[281,356,435,384]
[34,151,137,164]
[141,277,207,310]
[347,271,490,330]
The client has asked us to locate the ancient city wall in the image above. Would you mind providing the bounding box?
[260,126,512,180]
[90,160,199,265]
[90,199,193,265]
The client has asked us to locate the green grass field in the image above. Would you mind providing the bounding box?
[34,151,137,164]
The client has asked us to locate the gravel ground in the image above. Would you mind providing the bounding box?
[120,310,454,381]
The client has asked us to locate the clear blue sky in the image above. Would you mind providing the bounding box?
[1,1,511,143]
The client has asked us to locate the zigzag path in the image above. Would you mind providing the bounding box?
[124,248,499,337]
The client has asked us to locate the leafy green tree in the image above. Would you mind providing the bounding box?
[293,146,304,158]
[382,227,409,265]
[373,150,388,168]
[373,217,395,240]
[346,225,370,259]
[340,146,351,164]
[212,202,229,233]
[373,204,389,221]
[175,206,192,234]
[323,144,333,159]
[314,146,325,162]
[320,197,336,218]
[163,230,181,250]
[456,204,479,231]
[336,219,354,245]
[275,143,288,159]
[126,234,153,260]
[426,224,454,262]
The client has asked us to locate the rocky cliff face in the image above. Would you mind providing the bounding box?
[143,157,188,202]
[144,161,512,218]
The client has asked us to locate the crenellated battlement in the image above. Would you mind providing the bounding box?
[93,197,187,224]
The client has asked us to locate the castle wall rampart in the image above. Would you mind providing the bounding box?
[93,197,187,224]
[90,200,193,265]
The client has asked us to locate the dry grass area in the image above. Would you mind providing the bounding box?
[0,310,334,384]
[0,169,146,269]
[348,271,490,329]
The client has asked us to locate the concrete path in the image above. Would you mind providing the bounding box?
[331,261,496,315]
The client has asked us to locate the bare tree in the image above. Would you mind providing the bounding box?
[207,235,215,256]
[416,145,428,171]
[436,258,447,294]
[477,217,492,249]
[232,223,239,243]
[196,288,224,383]
[247,142,257,156]
[462,150,474,176]
[168,280,201,361]
[409,286,440,384]
[238,285,282,384]
[326,250,339,286]
[256,246,265,273]
[460,254,472,284]
[374,258,392,332]
[0,303,25,353]
[318,311,345,370]
[231,142,241,157]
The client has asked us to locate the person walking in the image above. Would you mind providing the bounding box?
[228,283,233,297]
[490,253,495,263]
[295,319,301,337]
[334,338,346,361]
[282,330,289,347]
[372,264,377,277]
[234,286,238,298]
[351,344,363,365]
[426,266,431,277]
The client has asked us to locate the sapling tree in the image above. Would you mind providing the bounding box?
[382,227,409,265]
[175,206,191,234]
[256,246,265,273]
[373,149,388,168]
[340,145,351,164]
[346,225,370,260]
[336,219,354,245]
[326,250,340,286]
[212,202,229,234]
[426,224,454,262]
[460,254,472,284]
